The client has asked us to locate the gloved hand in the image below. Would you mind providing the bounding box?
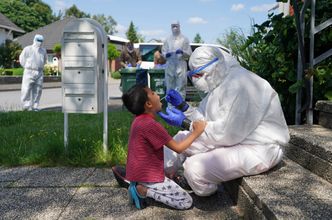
[136,63,140,69]
[127,63,132,67]
[175,49,183,55]
[166,52,172,58]
[158,107,185,128]
[166,89,189,112]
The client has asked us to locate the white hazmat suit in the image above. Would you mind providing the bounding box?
[19,34,47,111]
[162,22,192,99]
[164,46,290,196]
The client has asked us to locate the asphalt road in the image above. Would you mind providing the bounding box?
[0,78,122,112]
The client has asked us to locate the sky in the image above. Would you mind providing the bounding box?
[43,0,281,44]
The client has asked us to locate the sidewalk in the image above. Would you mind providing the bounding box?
[0,166,239,219]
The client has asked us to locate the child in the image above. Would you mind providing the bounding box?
[122,84,206,210]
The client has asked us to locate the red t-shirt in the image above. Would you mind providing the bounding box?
[125,114,173,182]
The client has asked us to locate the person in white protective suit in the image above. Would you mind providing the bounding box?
[19,34,47,111]
[162,21,192,100]
[159,46,290,196]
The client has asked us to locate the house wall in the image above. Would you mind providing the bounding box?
[0,29,14,45]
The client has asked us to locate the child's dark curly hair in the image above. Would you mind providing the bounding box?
[122,84,148,115]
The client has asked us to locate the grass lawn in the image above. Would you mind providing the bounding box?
[0,110,180,167]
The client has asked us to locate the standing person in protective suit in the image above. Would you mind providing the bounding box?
[19,34,47,111]
[158,46,290,196]
[162,21,192,100]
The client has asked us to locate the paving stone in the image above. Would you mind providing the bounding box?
[0,187,76,220]
[0,166,37,182]
[83,168,118,187]
[12,167,95,187]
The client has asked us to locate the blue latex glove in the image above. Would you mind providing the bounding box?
[166,52,172,58]
[127,63,132,67]
[166,89,189,111]
[136,63,140,69]
[158,107,185,127]
[175,49,183,55]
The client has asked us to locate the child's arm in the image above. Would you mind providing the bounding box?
[165,120,207,153]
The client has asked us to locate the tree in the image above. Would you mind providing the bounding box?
[126,21,140,43]
[0,0,55,32]
[64,4,90,18]
[0,40,22,68]
[108,43,120,60]
[193,33,204,43]
[216,27,251,66]
[92,14,117,34]
[240,0,332,124]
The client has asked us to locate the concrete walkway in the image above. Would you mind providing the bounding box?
[0,166,239,219]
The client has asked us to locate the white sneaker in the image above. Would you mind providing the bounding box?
[22,106,30,111]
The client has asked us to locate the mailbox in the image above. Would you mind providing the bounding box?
[61,18,108,113]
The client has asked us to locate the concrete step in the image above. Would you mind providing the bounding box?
[315,100,332,129]
[224,158,332,219]
[286,125,332,183]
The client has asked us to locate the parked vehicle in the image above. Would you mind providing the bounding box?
[135,42,231,69]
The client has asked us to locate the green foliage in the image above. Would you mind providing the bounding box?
[0,68,23,76]
[240,1,332,124]
[53,43,61,55]
[0,40,22,68]
[0,110,179,167]
[193,33,204,43]
[126,21,141,43]
[216,27,250,64]
[108,43,120,60]
[44,64,60,76]
[64,4,90,18]
[111,71,121,79]
[92,14,117,34]
[0,0,55,32]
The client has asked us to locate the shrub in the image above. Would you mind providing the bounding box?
[0,40,22,68]
[44,63,60,76]
[111,71,121,79]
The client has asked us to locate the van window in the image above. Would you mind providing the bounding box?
[140,45,160,62]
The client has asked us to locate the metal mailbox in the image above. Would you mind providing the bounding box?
[61,18,109,152]
[61,18,107,114]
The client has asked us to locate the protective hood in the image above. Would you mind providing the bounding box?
[33,34,44,48]
[171,21,181,37]
[189,46,239,92]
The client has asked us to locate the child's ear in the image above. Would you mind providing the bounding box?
[145,100,153,109]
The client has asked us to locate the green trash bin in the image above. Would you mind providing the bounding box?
[120,68,137,93]
[148,68,166,107]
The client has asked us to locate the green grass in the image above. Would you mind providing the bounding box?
[0,110,180,167]
[11,68,24,76]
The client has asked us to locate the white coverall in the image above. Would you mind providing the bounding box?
[19,34,47,110]
[164,46,290,196]
[162,22,192,99]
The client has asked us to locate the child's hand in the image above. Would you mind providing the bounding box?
[192,120,207,135]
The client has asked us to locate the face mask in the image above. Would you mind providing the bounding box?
[34,42,42,47]
[171,25,180,36]
[192,74,210,93]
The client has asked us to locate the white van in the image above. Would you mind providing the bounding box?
[135,42,231,69]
